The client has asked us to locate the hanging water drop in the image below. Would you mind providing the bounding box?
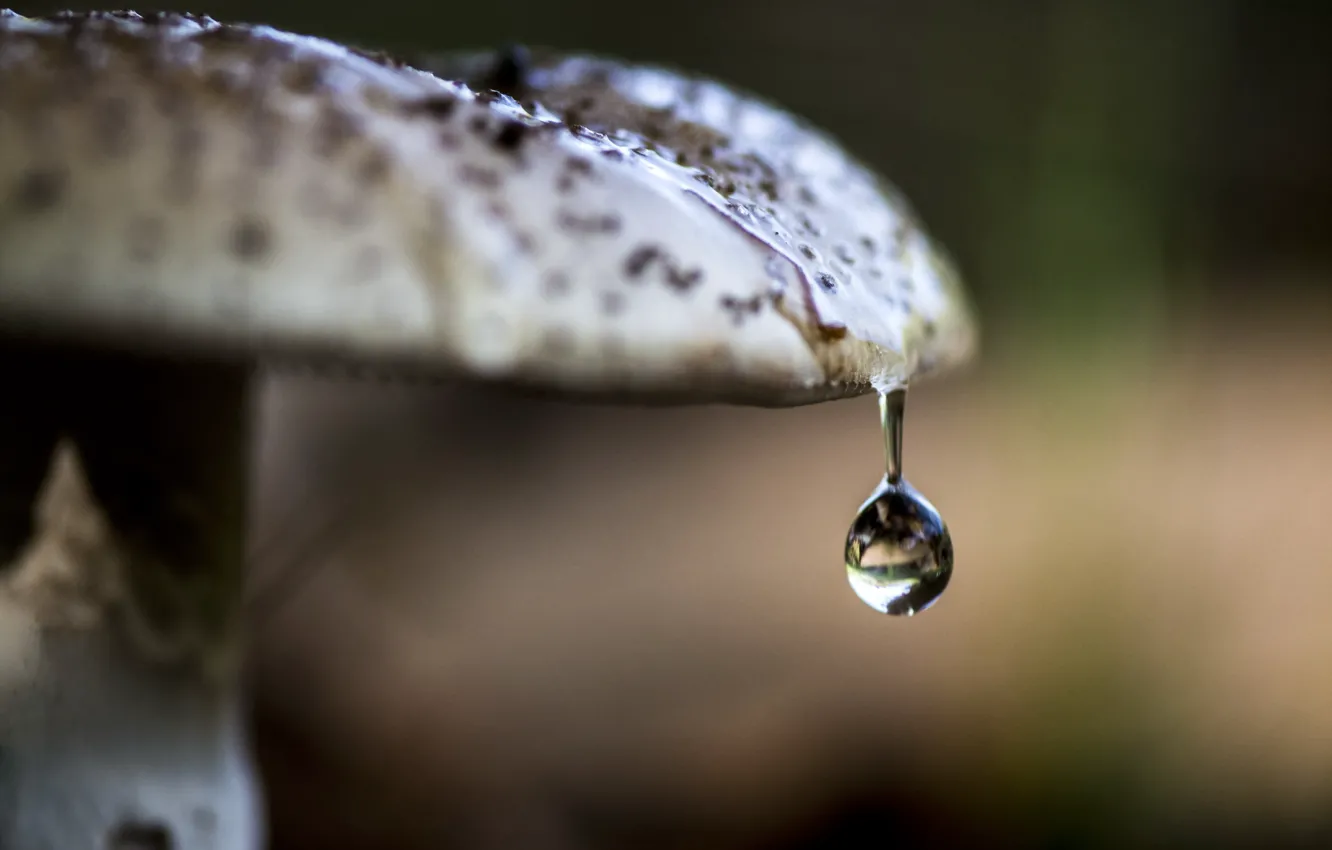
[843,388,954,616]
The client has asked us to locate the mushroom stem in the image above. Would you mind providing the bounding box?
[0,343,262,850]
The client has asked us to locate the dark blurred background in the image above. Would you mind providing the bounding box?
[27,0,1332,847]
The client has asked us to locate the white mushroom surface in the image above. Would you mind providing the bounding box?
[0,10,974,405]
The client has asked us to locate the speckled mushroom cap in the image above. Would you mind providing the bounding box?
[0,10,975,405]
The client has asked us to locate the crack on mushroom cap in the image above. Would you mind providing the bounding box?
[0,11,975,405]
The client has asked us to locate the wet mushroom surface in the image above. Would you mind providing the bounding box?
[0,10,976,850]
[418,45,976,390]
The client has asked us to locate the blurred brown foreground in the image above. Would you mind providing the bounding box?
[225,296,1332,850]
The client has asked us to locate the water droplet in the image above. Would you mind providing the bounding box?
[843,389,954,616]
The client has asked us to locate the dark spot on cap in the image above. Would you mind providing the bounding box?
[437,130,461,149]
[11,167,67,213]
[469,115,489,135]
[664,264,703,293]
[859,235,877,253]
[694,171,736,197]
[834,244,856,264]
[359,85,398,115]
[624,245,661,279]
[720,293,764,325]
[556,156,594,193]
[798,244,817,261]
[355,148,392,186]
[556,209,621,235]
[619,244,704,293]
[816,273,838,293]
[229,216,273,263]
[405,95,458,119]
[493,119,529,154]
[281,59,325,95]
[311,106,361,159]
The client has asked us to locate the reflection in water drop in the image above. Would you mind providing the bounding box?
[845,477,953,615]
[843,389,954,616]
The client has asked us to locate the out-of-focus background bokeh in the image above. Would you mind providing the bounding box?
[31,0,1332,847]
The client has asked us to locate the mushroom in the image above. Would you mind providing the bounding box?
[0,10,975,850]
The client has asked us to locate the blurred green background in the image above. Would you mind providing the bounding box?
[25,0,1332,847]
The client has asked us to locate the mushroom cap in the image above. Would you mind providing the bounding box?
[0,10,975,405]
